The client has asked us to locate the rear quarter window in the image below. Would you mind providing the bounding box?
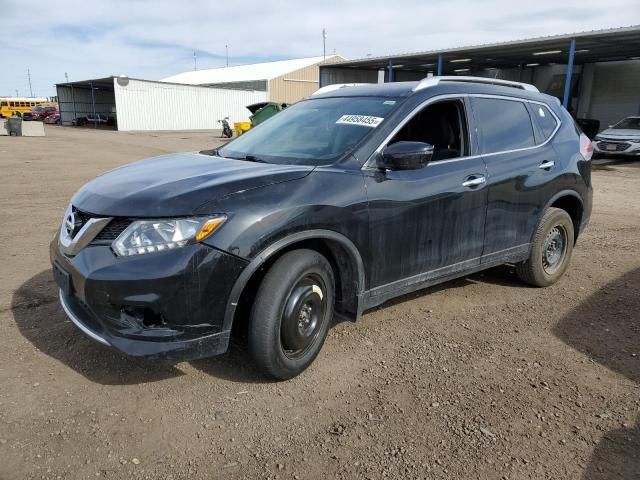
[473,97,536,154]
[532,104,559,140]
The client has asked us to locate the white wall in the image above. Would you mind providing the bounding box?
[113,79,267,131]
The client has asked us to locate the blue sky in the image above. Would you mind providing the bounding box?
[2,0,640,97]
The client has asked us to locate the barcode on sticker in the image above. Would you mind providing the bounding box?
[336,115,384,128]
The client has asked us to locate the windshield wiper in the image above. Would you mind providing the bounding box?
[199,148,219,156]
[244,154,267,163]
[224,154,268,163]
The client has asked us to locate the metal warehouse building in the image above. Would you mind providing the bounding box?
[56,77,265,131]
[320,26,640,129]
[56,56,343,131]
[162,55,344,104]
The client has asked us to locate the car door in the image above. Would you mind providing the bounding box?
[470,96,560,263]
[363,97,488,293]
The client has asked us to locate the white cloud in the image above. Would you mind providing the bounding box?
[2,0,639,96]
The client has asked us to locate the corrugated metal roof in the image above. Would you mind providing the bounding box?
[161,55,344,85]
[324,25,640,69]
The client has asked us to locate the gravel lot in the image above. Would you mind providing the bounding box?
[1,126,638,480]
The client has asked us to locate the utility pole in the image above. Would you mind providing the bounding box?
[27,69,33,97]
[15,89,19,97]
[225,44,229,67]
[193,51,197,71]
[65,72,69,82]
[322,29,327,61]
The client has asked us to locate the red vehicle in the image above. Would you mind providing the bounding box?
[23,106,58,121]
[43,113,61,125]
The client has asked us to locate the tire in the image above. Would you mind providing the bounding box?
[248,249,335,380]
[516,207,574,287]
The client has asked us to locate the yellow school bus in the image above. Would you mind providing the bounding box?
[0,97,49,118]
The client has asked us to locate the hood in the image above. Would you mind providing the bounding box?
[597,128,640,139]
[71,152,314,217]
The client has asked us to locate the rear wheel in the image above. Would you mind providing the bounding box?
[248,249,335,380]
[516,207,574,287]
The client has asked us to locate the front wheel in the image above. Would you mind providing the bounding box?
[248,249,335,380]
[516,207,574,287]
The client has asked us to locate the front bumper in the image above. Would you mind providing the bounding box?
[593,140,640,157]
[50,236,248,360]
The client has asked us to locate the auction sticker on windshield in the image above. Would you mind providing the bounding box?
[336,115,384,128]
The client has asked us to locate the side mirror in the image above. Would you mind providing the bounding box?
[378,141,434,170]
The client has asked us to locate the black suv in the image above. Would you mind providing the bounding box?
[51,77,593,379]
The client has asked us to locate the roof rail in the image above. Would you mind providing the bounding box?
[413,76,539,93]
[312,83,367,96]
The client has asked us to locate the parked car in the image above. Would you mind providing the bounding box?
[592,116,640,159]
[72,113,114,126]
[51,77,593,379]
[43,113,61,125]
[22,106,57,121]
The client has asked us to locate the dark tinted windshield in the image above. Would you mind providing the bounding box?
[218,97,400,165]
[612,117,640,130]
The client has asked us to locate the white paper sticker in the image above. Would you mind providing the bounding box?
[336,114,384,128]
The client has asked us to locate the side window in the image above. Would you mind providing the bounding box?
[388,99,469,161]
[532,104,559,140]
[473,98,535,154]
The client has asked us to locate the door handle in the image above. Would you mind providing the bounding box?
[539,160,555,170]
[462,175,486,188]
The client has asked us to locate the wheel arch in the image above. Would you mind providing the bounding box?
[223,230,366,334]
[543,190,584,242]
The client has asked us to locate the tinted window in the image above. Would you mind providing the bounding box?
[532,104,559,140]
[474,98,535,154]
[389,99,468,160]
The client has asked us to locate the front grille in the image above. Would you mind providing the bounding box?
[94,218,132,241]
[597,141,630,152]
[73,208,131,243]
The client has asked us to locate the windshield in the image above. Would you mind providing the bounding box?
[218,97,400,165]
[612,117,640,130]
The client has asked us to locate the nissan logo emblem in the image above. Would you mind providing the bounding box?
[64,211,82,238]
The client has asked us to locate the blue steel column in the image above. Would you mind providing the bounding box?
[562,38,576,109]
[387,60,394,82]
[437,54,443,76]
[90,81,97,129]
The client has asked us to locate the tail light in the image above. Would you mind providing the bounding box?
[580,133,593,161]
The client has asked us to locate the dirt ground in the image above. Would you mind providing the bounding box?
[1,126,638,480]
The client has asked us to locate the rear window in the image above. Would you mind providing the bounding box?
[532,104,559,140]
[473,97,535,154]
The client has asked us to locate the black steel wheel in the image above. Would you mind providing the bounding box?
[280,273,328,359]
[248,249,335,380]
[516,207,575,287]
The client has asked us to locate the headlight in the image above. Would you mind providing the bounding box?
[112,216,226,256]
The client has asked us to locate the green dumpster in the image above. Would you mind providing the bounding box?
[7,117,22,136]
[247,102,287,127]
